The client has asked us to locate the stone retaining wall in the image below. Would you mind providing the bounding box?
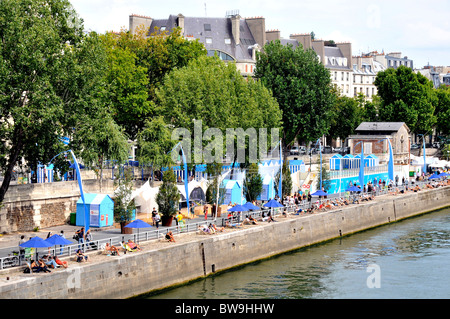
[0,186,449,299]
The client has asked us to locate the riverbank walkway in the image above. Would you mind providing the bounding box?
[0,177,448,281]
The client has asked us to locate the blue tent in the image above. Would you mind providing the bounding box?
[222,179,243,205]
[343,154,356,169]
[76,194,115,228]
[258,175,275,201]
[330,154,343,170]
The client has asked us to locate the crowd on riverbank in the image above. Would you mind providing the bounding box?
[1,174,448,282]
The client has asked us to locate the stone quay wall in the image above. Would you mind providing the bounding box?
[0,186,449,299]
[0,180,116,233]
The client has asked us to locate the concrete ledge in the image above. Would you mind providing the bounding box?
[1,186,449,299]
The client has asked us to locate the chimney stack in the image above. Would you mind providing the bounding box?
[266,30,281,43]
[129,14,153,35]
[177,13,185,36]
[231,14,241,45]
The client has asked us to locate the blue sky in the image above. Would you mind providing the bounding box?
[71,0,450,69]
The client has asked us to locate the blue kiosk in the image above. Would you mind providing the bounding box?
[76,193,115,228]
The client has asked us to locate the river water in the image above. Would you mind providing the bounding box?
[148,207,450,299]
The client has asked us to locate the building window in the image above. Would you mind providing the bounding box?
[224,38,231,44]
[205,37,212,44]
[204,24,211,31]
[334,72,337,81]
[341,72,344,81]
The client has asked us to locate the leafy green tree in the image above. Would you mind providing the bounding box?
[100,32,150,140]
[435,85,450,137]
[113,167,136,232]
[375,66,437,134]
[243,163,263,202]
[254,40,336,154]
[150,55,282,165]
[156,168,181,225]
[0,0,128,203]
[329,95,362,140]
[274,162,293,198]
[113,26,207,115]
[315,164,331,193]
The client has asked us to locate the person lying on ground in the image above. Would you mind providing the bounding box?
[104,243,120,256]
[211,223,224,232]
[54,255,68,268]
[76,249,89,262]
[127,239,142,251]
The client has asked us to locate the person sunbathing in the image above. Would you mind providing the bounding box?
[127,239,142,251]
[105,243,120,256]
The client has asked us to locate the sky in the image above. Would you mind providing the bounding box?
[70,0,450,69]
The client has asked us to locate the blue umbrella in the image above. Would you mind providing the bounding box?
[45,234,73,246]
[346,186,361,192]
[20,236,53,248]
[263,199,284,208]
[227,205,249,212]
[125,219,152,243]
[45,234,73,255]
[125,219,152,229]
[243,202,260,211]
[20,236,53,260]
[438,172,449,177]
[311,190,328,196]
[428,173,440,180]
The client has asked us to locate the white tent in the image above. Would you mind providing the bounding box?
[131,181,160,215]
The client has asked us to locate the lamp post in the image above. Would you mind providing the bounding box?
[169,142,190,215]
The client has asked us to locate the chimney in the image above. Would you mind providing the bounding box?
[289,33,312,50]
[245,16,266,47]
[336,42,352,68]
[266,30,281,43]
[231,14,241,45]
[177,13,185,36]
[129,14,152,35]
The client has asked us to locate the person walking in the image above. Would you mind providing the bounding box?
[154,212,161,229]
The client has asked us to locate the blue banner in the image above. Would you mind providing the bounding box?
[278,141,282,199]
[358,143,364,187]
[387,139,394,182]
[423,140,427,174]
[69,150,89,232]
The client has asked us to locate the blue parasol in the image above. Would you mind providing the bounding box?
[311,190,328,196]
[227,204,249,212]
[45,234,73,246]
[428,173,440,180]
[263,199,284,208]
[20,236,53,260]
[243,202,260,211]
[125,219,152,243]
[346,186,361,192]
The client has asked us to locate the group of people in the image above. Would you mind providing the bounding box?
[198,223,224,234]
[104,239,143,256]
[24,254,68,274]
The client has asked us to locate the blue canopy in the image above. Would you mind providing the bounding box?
[428,173,440,180]
[20,236,53,248]
[228,204,248,212]
[311,190,328,196]
[125,219,152,229]
[438,172,449,177]
[243,202,260,211]
[346,186,361,192]
[45,234,73,246]
[263,199,284,208]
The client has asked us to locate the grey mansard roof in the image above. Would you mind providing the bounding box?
[149,15,256,62]
[355,122,408,133]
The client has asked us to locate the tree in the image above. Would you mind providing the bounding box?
[255,40,336,155]
[435,85,450,137]
[155,168,181,226]
[100,32,150,140]
[111,26,207,136]
[274,162,293,198]
[149,55,282,165]
[113,167,136,233]
[329,95,362,140]
[0,0,128,203]
[315,164,331,193]
[375,66,437,134]
[243,163,263,202]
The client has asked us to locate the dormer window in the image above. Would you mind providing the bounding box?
[204,24,211,31]
[224,38,231,44]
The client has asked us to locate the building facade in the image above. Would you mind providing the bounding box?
[129,13,264,77]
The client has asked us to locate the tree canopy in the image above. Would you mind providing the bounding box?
[374,66,437,134]
[0,0,129,202]
[254,40,336,151]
